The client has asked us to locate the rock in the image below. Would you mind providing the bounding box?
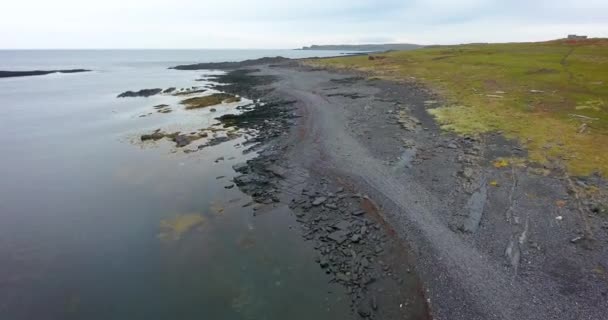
[224,184,235,189]
[325,203,338,210]
[357,303,372,318]
[210,108,217,112]
[162,87,176,94]
[447,143,458,149]
[352,210,365,216]
[232,162,249,173]
[336,273,350,282]
[319,258,329,268]
[462,167,475,179]
[267,165,287,178]
[215,157,225,163]
[351,234,362,243]
[312,197,327,206]
[370,296,378,311]
[174,134,191,147]
[117,88,162,98]
[570,236,584,244]
[328,230,349,244]
[360,257,370,268]
[333,221,352,230]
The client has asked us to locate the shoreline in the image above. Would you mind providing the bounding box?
[209,60,608,319]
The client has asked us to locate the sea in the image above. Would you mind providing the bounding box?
[0,50,352,320]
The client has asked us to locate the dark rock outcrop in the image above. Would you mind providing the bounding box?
[117,88,162,98]
[170,56,290,70]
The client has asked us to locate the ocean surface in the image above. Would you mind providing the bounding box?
[0,50,352,319]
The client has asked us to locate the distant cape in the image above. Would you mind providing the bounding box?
[300,43,422,51]
[0,69,91,78]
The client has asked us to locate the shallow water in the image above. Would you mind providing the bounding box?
[0,50,351,319]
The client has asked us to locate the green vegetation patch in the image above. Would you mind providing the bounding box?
[307,39,608,176]
[181,93,241,110]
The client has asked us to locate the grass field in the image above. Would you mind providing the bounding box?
[306,39,608,176]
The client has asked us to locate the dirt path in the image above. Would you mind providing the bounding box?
[258,65,608,320]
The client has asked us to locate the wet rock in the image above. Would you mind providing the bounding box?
[319,258,330,268]
[224,184,235,189]
[117,88,162,98]
[174,134,191,147]
[232,162,249,173]
[234,174,269,187]
[357,303,372,318]
[266,165,287,178]
[336,273,350,282]
[370,296,378,311]
[163,87,176,94]
[141,132,166,141]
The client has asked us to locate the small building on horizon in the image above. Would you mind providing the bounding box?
[568,34,588,40]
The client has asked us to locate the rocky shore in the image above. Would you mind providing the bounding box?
[165,58,607,320]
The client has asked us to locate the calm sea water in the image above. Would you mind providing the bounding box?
[0,50,351,319]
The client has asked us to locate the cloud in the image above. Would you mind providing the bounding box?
[1,0,606,48]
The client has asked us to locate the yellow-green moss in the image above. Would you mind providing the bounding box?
[158,213,205,242]
[307,39,608,176]
[181,93,241,110]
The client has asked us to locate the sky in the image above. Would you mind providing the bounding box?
[1,0,607,49]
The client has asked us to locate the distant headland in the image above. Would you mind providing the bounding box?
[0,69,91,78]
[299,43,422,51]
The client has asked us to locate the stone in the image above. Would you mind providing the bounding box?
[325,203,338,210]
[117,88,162,98]
[357,304,372,318]
[312,197,327,206]
[370,296,378,311]
[319,258,329,268]
[174,135,191,147]
[232,162,249,173]
[352,210,365,216]
[267,165,287,178]
[334,221,352,230]
[328,230,349,244]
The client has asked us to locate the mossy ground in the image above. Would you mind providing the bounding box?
[181,93,241,110]
[306,39,608,176]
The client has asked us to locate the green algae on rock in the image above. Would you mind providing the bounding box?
[181,93,241,110]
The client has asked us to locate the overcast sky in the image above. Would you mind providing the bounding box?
[2,0,607,49]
